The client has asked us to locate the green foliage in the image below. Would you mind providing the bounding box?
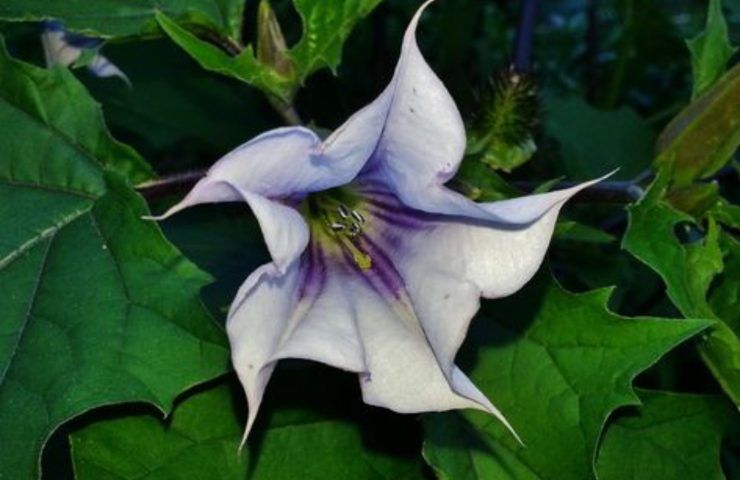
[686,0,738,99]
[544,97,655,180]
[623,174,740,406]
[0,0,245,38]
[82,39,272,154]
[596,390,734,480]
[0,2,738,479]
[156,0,383,103]
[655,63,740,186]
[0,40,153,185]
[70,372,428,480]
[156,11,294,102]
[422,274,711,480]
[290,0,383,80]
[0,43,229,479]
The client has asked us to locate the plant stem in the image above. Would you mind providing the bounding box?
[512,0,539,72]
[268,96,302,126]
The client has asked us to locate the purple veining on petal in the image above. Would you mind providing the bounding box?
[357,234,407,298]
[297,238,327,302]
[361,191,434,230]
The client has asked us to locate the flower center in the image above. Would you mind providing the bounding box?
[305,189,373,270]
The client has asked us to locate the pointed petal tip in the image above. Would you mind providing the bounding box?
[237,409,259,452]
[139,203,186,222]
[405,0,436,38]
[478,401,524,447]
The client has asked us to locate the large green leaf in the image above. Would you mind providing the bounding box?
[0,44,229,479]
[655,63,740,186]
[422,274,711,480]
[686,0,738,99]
[596,390,734,480]
[0,0,245,38]
[70,371,428,480]
[289,0,383,81]
[544,97,655,180]
[156,11,295,103]
[623,174,740,406]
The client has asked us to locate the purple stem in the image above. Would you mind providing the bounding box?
[512,0,539,73]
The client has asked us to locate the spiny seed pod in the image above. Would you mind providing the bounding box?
[480,67,538,147]
[467,67,540,172]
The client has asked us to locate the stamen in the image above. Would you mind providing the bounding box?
[351,210,365,224]
[308,192,373,271]
[347,223,361,237]
[337,204,350,219]
[329,222,346,231]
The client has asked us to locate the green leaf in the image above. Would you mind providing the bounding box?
[0,0,245,38]
[82,39,273,153]
[422,274,711,480]
[624,177,722,319]
[0,42,153,185]
[0,43,229,479]
[71,372,428,480]
[544,97,655,180]
[596,390,734,480]
[554,220,616,244]
[623,175,740,405]
[156,11,295,102]
[655,63,740,186]
[711,198,740,230]
[710,233,740,332]
[290,0,383,81]
[686,0,738,99]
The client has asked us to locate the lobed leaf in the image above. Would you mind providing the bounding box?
[70,372,428,480]
[422,273,711,480]
[623,174,740,405]
[596,390,734,480]
[289,0,383,81]
[0,42,229,479]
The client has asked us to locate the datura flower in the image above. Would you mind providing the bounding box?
[153,0,606,444]
[41,21,130,85]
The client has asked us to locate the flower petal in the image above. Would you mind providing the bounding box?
[227,252,368,444]
[399,179,610,298]
[148,128,320,271]
[227,236,507,443]
[41,27,130,86]
[353,1,609,225]
[88,54,131,86]
[348,0,466,199]
[42,29,82,68]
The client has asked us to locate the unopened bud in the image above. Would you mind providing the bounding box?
[257,0,294,78]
